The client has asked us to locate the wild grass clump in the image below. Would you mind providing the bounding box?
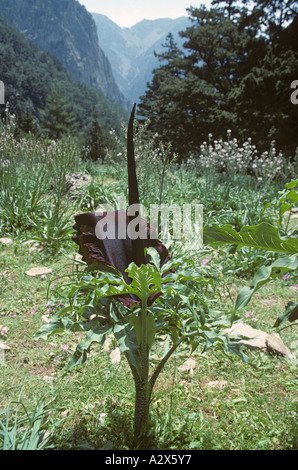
[0,116,80,250]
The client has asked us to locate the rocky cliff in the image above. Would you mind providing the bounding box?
[92,14,189,104]
[0,0,127,106]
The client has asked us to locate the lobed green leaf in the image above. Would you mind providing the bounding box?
[204,222,298,254]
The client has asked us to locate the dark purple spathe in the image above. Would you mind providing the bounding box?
[73,210,173,307]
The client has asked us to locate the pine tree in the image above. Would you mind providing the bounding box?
[40,84,77,139]
[15,109,39,137]
[138,34,191,156]
[139,11,251,155]
[82,111,109,162]
[212,0,298,155]
[139,3,298,157]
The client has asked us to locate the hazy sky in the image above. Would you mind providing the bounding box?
[79,0,213,28]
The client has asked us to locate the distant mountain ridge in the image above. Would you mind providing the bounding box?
[92,14,190,104]
[0,0,127,106]
[0,17,127,135]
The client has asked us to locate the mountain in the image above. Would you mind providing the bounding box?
[0,17,127,134]
[92,14,190,104]
[0,0,127,107]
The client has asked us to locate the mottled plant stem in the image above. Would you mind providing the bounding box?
[133,300,150,444]
[132,332,184,446]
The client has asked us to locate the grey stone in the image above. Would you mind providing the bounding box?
[0,237,13,246]
[289,285,298,293]
[66,172,92,191]
[178,358,197,373]
[266,333,293,358]
[0,341,10,351]
[23,240,42,253]
[67,253,82,262]
[224,322,268,351]
[224,322,293,358]
[43,375,55,383]
[103,337,111,353]
[110,347,121,364]
[206,380,228,389]
[0,341,10,363]
[25,267,53,277]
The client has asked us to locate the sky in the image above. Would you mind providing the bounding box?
[79,0,213,28]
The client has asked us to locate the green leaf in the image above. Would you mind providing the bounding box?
[235,254,298,310]
[113,322,141,374]
[285,179,298,190]
[128,311,156,349]
[66,348,88,371]
[33,317,74,340]
[83,322,113,348]
[128,313,142,343]
[274,301,298,328]
[203,222,298,254]
[66,322,113,372]
[146,246,163,269]
[125,263,163,304]
[262,180,298,227]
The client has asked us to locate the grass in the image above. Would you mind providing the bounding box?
[0,240,297,450]
[0,127,297,450]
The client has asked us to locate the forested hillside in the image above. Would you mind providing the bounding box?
[0,0,126,106]
[138,0,298,158]
[0,17,127,137]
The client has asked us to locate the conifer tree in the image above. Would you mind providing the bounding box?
[82,110,109,162]
[138,34,191,155]
[15,109,39,137]
[40,84,77,139]
[138,2,298,158]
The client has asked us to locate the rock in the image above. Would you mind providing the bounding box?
[266,333,293,358]
[206,380,228,389]
[289,285,298,292]
[103,337,111,353]
[290,340,298,357]
[224,322,293,358]
[23,240,38,246]
[98,413,107,425]
[43,375,55,383]
[41,315,51,324]
[151,354,159,361]
[25,267,52,277]
[0,341,10,352]
[0,341,10,363]
[66,172,92,191]
[67,253,82,262]
[262,299,276,306]
[110,347,121,364]
[284,209,298,219]
[178,358,197,373]
[0,237,13,246]
[0,325,9,335]
[224,322,268,352]
[23,240,42,253]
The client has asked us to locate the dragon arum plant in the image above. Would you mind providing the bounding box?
[34,249,244,447]
[34,106,297,448]
[34,106,245,447]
